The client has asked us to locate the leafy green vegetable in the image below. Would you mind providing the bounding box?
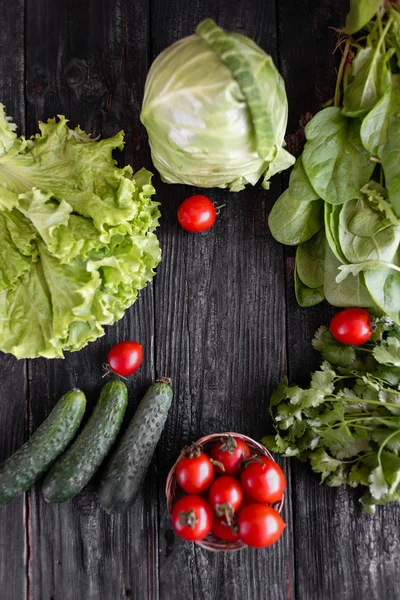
[360,75,400,216]
[364,266,400,325]
[268,190,323,245]
[343,0,384,35]
[338,197,400,263]
[324,203,348,264]
[268,4,400,324]
[264,317,400,512]
[323,244,376,308]
[342,46,392,117]
[373,336,400,366]
[0,105,161,358]
[141,19,294,192]
[294,265,325,308]
[288,154,320,202]
[360,82,393,156]
[296,229,325,289]
[302,107,375,204]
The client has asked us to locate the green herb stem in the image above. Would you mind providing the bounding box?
[334,38,351,108]
[328,395,400,410]
[377,428,400,463]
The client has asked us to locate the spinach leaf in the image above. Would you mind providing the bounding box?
[342,46,392,118]
[268,188,323,245]
[360,76,400,217]
[365,267,400,325]
[303,107,375,204]
[338,197,400,263]
[324,203,348,264]
[288,154,319,202]
[360,82,393,156]
[294,265,325,308]
[343,0,383,34]
[335,255,400,324]
[296,229,325,289]
[324,243,376,307]
[380,80,400,217]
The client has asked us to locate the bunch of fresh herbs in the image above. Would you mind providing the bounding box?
[263,317,400,512]
[268,0,400,324]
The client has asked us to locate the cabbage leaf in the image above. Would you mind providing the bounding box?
[141,19,294,192]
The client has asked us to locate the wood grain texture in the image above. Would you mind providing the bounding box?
[25,1,159,599]
[2,0,400,598]
[0,2,27,599]
[280,2,400,599]
[151,2,294,599]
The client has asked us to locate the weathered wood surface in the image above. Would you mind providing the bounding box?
[1,1,400,599]
[0,2,27,600]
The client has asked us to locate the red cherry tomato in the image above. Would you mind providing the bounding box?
[177,195,217,233]
[240,457,286,504]
[238,504,286,548]
[242,493,258,507]
[210,435,251,475]
[175,445,215,494]
[208,476,244,524]
[212,515,240,542]
[107,341,143,377]
[171,495,213,541]
[330,308,372,345]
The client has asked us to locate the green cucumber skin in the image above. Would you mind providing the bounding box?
[0,389,86,505]
[98,380,173,514]
[42,380,128,503]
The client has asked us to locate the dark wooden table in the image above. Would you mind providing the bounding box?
[1,1,400,599]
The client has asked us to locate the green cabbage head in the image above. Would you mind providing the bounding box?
[141,19,294,192]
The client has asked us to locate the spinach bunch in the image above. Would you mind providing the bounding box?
[263,316,400,512]
[269,0,400,323]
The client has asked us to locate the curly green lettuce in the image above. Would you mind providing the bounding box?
[0,105,161,358]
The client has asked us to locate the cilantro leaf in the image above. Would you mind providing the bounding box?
[309,448,343,482]
[322,424,371,459]
[311,369,335,394]
[368,465,389,500]
[312,325,327,351]
[373,336,400,366]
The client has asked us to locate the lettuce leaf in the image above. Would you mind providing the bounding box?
[0,105,161,358]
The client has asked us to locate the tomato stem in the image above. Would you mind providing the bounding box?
[179,509,199,529]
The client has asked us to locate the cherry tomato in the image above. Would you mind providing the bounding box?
[177,195,216,233]
[208,476,243,524]
[238,504,286,548]
[175,445,215,494]
[107,341,143,377]
[212,515,240,542]
[242,493,258,506]
[240,456,286,504]
[171,495,213,541]
[330,308,372,345]
[210,435,251,475]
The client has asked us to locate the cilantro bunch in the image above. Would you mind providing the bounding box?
[263,318,400,513]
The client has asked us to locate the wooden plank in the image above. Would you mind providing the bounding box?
[280,1,400,599]
[151,2,294,598]
[0,2,27,599]
[24,1,159,598]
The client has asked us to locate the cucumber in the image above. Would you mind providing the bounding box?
[0,389,86,504]
[98,378,173,514]
[42,380,128,502]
